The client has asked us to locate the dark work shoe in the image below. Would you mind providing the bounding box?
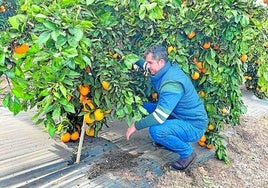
[152,142,166,149]
[171,152,197,171]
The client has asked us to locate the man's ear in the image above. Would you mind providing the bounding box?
[159,59,165,66]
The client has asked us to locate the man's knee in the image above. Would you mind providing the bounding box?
[149,126,164,141]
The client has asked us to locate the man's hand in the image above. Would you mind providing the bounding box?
[126,123,137,140]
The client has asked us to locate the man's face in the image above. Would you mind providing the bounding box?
[145,53,165,75]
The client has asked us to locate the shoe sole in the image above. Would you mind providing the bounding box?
[170,154,197,171]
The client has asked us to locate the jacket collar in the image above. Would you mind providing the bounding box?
[151,61,171,82]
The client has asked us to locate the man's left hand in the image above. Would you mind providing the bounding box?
[126,123,137,140]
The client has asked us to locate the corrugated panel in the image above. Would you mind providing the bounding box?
[0,108,74,188]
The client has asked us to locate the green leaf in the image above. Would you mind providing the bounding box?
[69,27,83,42]
[52,105,61,118]
[240,15,249,27]
[59,84,67,97]
[43,21,56,30]
[139,4,146,20]
[38,31,51,46]
[145,3,157,11]
[124,54,140,69]
[8,14,27,31]
[47,123,56,137]
[62,46,78,58]
[86,0,95,5]
[2,93,11,107]
[0,53,5,66]
[63,103,75,113]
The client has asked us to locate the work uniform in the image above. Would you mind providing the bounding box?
[135,60,208,159]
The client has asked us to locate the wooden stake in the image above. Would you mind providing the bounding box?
[76,119,87,164]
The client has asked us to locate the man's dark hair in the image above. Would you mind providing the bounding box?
[144,44,168,62]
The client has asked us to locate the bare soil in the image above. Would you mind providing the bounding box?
[1,75,267,187]
[82,116,268,187]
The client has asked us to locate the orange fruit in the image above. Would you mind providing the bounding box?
[187,31,196,39]
[13,44,29,54]
[213,44,220,51]
[79,85,90,96]
[105,109,111,114]
[200,68,207,74]
[84,113,95,124]
[202,42,211,49]
[198,140,206,147]
[0,5,5,11]
[167,46,175,54]
[206,144,213,149]
[112,53,119,59]
[102,81,110,90]
[193,57,198,64]
[264,42,268,48]
[240,54,247,62]
[82,99,95,111]
[191,71,200,80]
[199,90,206,98]
[208,124,214,131]
[196,62,203,69]
[67,95,72,101]
[221,108,228,114]
[60,132,71,143]
[0,5,5,13]
[70,131,79,141]
[199,135,206,142]
[263,0,268,4]
[80,94,87,103]
[86,127,94,137]
[151,92,158,100]
[94,109,104,121]
[85,66,92,74]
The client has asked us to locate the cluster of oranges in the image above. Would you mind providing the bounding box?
[198,124,214,149]
[60,131,80,143]
[59,73,111,143]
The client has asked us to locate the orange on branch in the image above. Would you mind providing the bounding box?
[80,94,87,103]
[112,53,119,59]
[102,81,110,90]
[94,109,104,121]
[240,54,247,62]
[79,85,90,96]
[70,131,79,141]
[198,90,206,98]
[208,124,214,131]
[187,31,196,39]
[191,71,200,80]
[196,62,203,69]
[82,99,95,111]
[167,46,175,54]
[60,132,71,143]
[198,140,206,147]
[213,44,221,51]
[199,135,207,142]
[13,44,29,54]
[84,113,95,124]
[202,42,211,49]
[206,144,213,149]
[67,95,72,102]
[86,127,94,137]
[151,92,158,100]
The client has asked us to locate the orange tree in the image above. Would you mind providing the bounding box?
[0,0,267,164]
[243,2,268,99]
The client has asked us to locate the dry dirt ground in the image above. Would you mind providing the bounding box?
[1,75,268,187]
[81,116,268,188]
